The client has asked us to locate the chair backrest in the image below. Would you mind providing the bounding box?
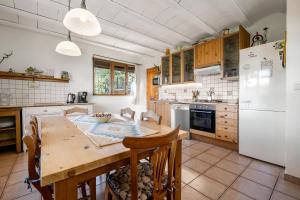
[122,126,180,200]
[64,107,88,116]
[120,107,135,120]
[23,122,53,200]
[140,110,162,125]
[30,116,41,157]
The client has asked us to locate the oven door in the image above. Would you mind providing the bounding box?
[190,109,215,133]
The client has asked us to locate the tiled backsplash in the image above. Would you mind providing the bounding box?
[159,74,239,101]
[0,79,70,106]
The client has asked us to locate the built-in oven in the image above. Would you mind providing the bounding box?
[190,104,216,134]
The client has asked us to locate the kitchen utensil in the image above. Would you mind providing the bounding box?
[77,91,88,103]
[251,32,264,46]
[66,93,75,103]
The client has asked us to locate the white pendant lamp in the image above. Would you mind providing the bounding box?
[63,0,101,37]
[55,32,81,56]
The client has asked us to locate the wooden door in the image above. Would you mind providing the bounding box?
[146,67,159,109]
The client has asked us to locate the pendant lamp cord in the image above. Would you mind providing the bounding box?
[81,0,87,9]
[67,0,71,41]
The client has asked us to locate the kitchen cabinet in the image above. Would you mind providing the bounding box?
[216,104,238,143]
[147,101,171,126]
[161,55,170,84]
[183,48,195,82]
[171,52,181,83]
[195,38,221,68]
[221,25,250,79]
[0,108,21,152]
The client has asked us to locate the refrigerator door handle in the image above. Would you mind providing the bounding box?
[241,100,252,103]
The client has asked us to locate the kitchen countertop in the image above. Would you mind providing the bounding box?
[150,99,238,105]
[0,102,94,109]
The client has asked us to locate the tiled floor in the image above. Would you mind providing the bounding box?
[1,139,300,200]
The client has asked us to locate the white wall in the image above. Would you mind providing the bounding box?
[285,0,300,179]
[0,24,156,115]
[247,12,286,43]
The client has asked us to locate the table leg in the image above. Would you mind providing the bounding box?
[174,140,182,200]
[54,178,77,200]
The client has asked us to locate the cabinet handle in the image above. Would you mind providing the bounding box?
[224,107,228,110]
[225,135,228,138]
[43,109,48,112]
[217,135,221,137]
[224,127,228,130]
[224,121,228,124]
[224,114,228,117]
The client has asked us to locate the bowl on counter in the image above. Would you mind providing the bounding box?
[93,112,112,123]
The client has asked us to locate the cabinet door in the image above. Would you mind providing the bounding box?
[195,43,205,68]
[161,56,170,84]
[172,52,181,83]
[183,48,194,82]
[222,33,239,78]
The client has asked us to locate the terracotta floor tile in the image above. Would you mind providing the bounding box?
[189,142,213,152]
[7,170,28,186]
[1,181,36,200]
[12,162,28,173]
[241,168,277,188]
[0,166,12,177]
[219,188,254,200]
[182,185,210,200]
[0,152,18,161]
[182,166,200,184]
[232,177,272,200]
[204,166,238,186]
[216,159,246,175]
[182,147,201,157]
[0,158,16,169]
[196,152,221,165]
[0,176,8,194]
[15,153,28,165]
[206,146,231,158]
[182,153,191,163]
[275,178,300,199]
[184,158,211,174]
[14,192,41,200]
[189,175,227,200]
[271,191,298,200]
[225,152,252,166]
[182,139,199,147]
[249,160,281,176]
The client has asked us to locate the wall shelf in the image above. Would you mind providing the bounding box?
[0,71,69,83]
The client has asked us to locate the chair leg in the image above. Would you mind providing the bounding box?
[105,184,113,200]
[88,178,96,200]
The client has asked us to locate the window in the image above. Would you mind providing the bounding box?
[93,57,136,95]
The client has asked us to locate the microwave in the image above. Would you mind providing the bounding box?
[152,76,160,85]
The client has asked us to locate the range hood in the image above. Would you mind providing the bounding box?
[194,65,221,76]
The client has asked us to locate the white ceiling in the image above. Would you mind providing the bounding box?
[0,0,286,57]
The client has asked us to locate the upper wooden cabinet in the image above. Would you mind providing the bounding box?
[183,48,195,82]
[195,38,221,68]
[161,56,170,84]
[221,25,250,79]
[171,52,181,84]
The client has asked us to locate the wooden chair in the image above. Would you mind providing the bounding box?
[120,107,135,120]
[140,110,162,125]
[105,126,180,200]
[64,107,88,116]
[23,121,96,200]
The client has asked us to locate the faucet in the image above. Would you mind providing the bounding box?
[207,87,215,102]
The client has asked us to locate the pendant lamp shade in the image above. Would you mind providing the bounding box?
[55,40,81,56]
[63,0,101,36]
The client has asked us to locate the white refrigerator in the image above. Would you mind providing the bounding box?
[239,41,286,166]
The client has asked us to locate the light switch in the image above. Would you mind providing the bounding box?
[294,83,300,90]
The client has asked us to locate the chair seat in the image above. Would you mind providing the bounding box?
[107,162,167,200]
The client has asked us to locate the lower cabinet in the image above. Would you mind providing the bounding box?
[148,101,171,126]
[216,104,238,143]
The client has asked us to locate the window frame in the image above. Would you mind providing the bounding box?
[93,57,135,96]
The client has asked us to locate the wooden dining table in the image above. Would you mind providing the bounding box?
[40,116,188,200]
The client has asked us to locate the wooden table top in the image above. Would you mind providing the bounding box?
[40,116,188,187]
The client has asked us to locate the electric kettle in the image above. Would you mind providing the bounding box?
[66,93,75,104]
